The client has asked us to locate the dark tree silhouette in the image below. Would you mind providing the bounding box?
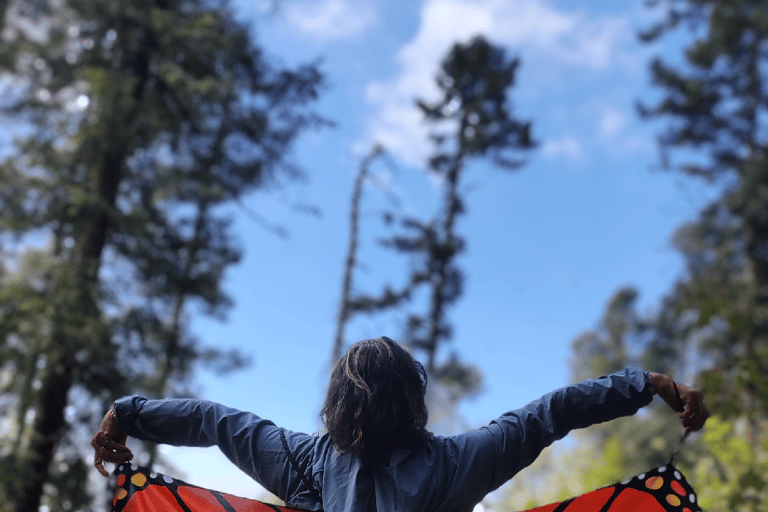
[0,1,323,510]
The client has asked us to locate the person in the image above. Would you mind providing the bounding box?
[92,336,709,512]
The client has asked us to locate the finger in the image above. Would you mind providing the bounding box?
[686,403,706,423]
[681,410,706,432]
[101,450,134,463]
[692,410,708,431]
[110,445,133,457]
[102,440,132,454]
[682,408,698,423]
[678,410,694,425]
[694,399,710,420]
[102,454,133,464]
[685,416,704,434]
[94,457,110,478]
[99,441,134,462]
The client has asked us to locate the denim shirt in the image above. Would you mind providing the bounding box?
[114,368,653,512]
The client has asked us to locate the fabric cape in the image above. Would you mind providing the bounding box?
[110,462,702,512]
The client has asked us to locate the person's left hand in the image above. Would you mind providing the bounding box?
[92,407,133,477]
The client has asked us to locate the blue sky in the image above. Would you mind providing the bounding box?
[150,0,711,501]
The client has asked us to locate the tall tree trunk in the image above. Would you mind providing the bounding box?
[13,143,125,512]
[332,145,383,365]
[0,0,10,27]
[12,0,160,502]
[14,348,74,512]
[425,159,462,372]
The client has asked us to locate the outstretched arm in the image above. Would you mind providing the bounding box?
[91,396,322,509]
[446,368,709,508]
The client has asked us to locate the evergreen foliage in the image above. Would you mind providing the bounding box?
[559,0,768,509]
[0,1,323,511]
[638,1,768,508]
[333,36,534,404]
[496,1,768,509]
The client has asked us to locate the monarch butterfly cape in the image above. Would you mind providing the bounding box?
[111,462,702,512]
[521,463,701,511]
[111,464,304,512]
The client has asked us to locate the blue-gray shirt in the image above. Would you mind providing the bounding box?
[114,368,653,512]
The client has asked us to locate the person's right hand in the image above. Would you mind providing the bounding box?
[650,373,709,435]
[92,406,134,477]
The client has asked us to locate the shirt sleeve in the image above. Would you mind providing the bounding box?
[112,396,322,509]
[444,367,654,506]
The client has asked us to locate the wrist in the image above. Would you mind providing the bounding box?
[649,373,667,394]
[650,372,685,412]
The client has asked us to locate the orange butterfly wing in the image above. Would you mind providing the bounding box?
[122,484,185,512]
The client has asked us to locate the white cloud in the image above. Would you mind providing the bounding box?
[542,135,586,163]
[594,103,650,155]
[597,105,628,140]
[362,0,636,166]
[284,0,376,40]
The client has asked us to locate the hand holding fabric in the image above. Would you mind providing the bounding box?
[92,406,134,477]
[650,373,709,435]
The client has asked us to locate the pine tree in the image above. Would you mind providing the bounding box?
[582,0,768,508]
[0,1,323,511]
[640,0,768,427]
[503,2,768,508]
[410,35,534,372]
[334,36,534,406]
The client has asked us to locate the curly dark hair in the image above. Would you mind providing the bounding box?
[321,337,428,460]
